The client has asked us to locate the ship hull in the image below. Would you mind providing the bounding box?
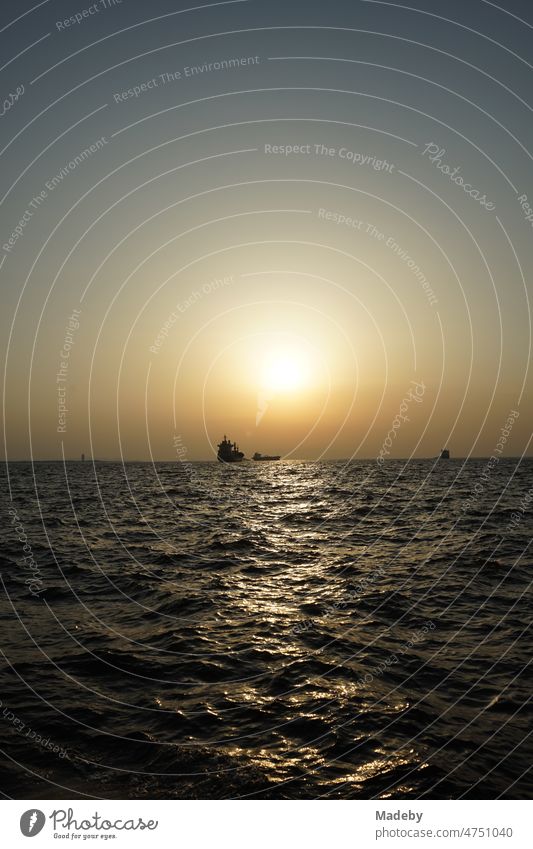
[217,434,244,463]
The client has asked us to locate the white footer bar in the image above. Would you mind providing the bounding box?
[3,799,531,848]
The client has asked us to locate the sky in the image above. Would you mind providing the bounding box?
[1,0,532,460]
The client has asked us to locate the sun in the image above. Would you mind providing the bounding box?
[260,348,309,394]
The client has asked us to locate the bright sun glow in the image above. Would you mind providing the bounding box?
[260,348,310,394]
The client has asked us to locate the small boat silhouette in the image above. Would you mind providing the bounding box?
[439,448,450,459]
[252,452,281,461]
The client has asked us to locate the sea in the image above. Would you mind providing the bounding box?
[1,458,531,799]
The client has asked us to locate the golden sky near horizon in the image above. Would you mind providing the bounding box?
[1,1,532,460]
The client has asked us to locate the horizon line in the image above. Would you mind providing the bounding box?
[2,455,532,463]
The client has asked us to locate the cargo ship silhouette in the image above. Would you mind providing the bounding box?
[217,435,244,463]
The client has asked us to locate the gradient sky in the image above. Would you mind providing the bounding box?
[1,0,532,459]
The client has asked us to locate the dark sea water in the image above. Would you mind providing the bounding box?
[1,459,531,799]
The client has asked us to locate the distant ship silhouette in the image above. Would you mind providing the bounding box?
[252,452,280,461]
[439,448,450,459]
[217,435,244,463]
